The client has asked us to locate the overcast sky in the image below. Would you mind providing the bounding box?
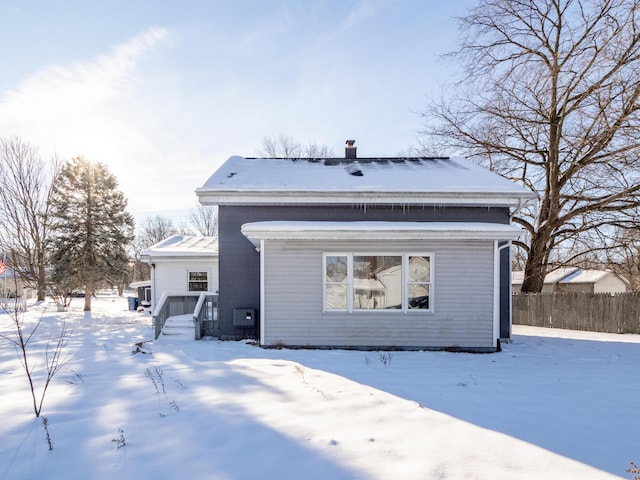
[0,0,473,225]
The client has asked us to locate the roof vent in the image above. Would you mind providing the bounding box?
[345,139,357,159]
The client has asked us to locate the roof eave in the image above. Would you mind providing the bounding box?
[241,221,523,248]
[196,189,537,208]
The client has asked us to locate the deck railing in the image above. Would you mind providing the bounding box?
[153,292,218,339]
[193,292,219,340]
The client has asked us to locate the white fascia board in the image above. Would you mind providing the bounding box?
[241,221,524,248]
[144,255,218,263]
[196,190,537,208]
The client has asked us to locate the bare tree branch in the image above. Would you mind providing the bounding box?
[423,0,640,292]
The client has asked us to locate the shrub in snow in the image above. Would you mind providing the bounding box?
[145,367,165,394]
[112,429,125,449]
[378,352,393,367]
[42,417,53,451]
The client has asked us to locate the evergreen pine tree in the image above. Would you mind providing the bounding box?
[48,157,134,312]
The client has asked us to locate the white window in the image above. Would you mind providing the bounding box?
[323,253,433,312]
[325,255,348,310]
[188,271,208,292]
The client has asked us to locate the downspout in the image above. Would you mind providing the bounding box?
[151,263,156,312]
[259,239,265,346]
[494,241,512,350]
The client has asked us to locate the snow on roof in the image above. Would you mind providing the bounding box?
[353,278,386,291]
[196,156,537,207]
[512,267,618,285]
[141,235,218,258]
[559,269,611,284]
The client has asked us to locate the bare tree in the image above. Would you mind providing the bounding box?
[305,142,335,158]
[0,138,60,301]
[259,134,335,158]
[129,236,151,283]
[138,215,177,248]
[602,228,640,291]
[189,204,218,237]
[128,215,181,285]
[423,0,640,292]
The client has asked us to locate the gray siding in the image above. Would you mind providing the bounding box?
[217,204,510,339]
[262,239,495,349]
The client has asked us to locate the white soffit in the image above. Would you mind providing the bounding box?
[241,221,523,247]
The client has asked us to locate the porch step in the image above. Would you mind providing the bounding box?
[161,314,194,336]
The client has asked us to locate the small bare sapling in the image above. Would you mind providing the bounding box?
[378,352,393,367]
[0,305,73,417]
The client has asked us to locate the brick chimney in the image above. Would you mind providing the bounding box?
[345,139,357,159]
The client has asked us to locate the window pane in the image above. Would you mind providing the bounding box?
[353,255,401,309]
[326,256,348,282]
[189,272,208,292]
[408,284,430,309]
[189,281,208,292]
[326,284,347,309]
[408,256,430,282]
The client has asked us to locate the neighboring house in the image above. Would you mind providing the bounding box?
[196,143,536,351]
[0,267,32,311]
[140,235,219,311]
[512,267,628,294]
[0,267,31,299]
[129,280,151,306]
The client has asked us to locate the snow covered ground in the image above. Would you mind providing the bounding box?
[0,294,638,479]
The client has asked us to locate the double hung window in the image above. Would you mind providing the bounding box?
[324,253,432,312]
[188,271,209,292]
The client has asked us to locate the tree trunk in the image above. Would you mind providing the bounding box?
[84,271,93,312]
[37,252,45,301]
[521,231,549,293]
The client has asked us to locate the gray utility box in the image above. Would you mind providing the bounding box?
[233,308,257,327]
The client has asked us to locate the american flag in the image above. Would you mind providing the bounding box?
[0,254,6,275]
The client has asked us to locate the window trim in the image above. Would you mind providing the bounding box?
[187,270,209,292]
[323,252,433,313]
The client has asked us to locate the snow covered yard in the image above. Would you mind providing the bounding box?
[1,295,638,479]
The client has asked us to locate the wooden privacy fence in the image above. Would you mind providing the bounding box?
[513,292,640,334]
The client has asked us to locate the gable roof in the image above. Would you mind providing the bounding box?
[140,235,218,259]
[196,156,537,207]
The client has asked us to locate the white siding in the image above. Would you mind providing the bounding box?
[262,240,495,349]
[151,258,219,307]
[594,274,627,294]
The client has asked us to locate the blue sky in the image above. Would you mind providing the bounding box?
[0,0,472,223]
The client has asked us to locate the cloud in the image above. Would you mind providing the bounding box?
[0,27,174,215]
[235,6,295,51]
[341,0,390,31]
[0,27,168,122]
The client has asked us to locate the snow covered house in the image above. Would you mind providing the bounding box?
[196,145,536,351]
[140,235,219,311]
[512,267,628,294]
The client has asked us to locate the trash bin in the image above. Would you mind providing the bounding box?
[127,297,139,310]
